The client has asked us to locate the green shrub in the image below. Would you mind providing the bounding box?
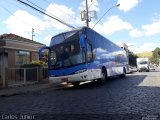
[22,60,47,68]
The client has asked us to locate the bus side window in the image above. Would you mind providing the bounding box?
[86,43,93,62]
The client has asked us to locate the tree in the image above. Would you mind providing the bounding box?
[150,47,160,65]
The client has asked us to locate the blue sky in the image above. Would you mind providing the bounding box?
[0,0,160,53]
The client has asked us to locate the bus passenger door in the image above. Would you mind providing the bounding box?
[108,55,116,77]
[86,43,93,62]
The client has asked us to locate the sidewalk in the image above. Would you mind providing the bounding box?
[0,83,50,97]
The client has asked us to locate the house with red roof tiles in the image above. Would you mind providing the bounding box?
[0,33,45,87]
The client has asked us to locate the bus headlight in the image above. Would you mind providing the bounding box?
[75,69,87,74]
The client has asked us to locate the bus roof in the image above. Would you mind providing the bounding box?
[50,27,119,49]
[51,27,84,39]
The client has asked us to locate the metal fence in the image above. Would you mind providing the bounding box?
[4,67,48,87]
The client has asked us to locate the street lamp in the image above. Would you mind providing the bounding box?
[92,3,120,29]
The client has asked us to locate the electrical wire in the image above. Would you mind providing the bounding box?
[92,4,120,29]
[43,0,77,21]
[17,0,75,29]
[4,1,45,30]
[0,3,33,28]
[25,0,59,20]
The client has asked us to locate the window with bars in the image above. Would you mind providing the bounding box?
[15,51,31,65]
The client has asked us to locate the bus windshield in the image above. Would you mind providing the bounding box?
[50,30,80,46]
[49,32,85,69]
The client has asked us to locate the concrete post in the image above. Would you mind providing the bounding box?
[4,68,8,88]
[24,68,26,84]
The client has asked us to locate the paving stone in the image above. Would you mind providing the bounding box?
[0,71,160,119]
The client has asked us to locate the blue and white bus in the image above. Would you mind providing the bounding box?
[39,27,128,86]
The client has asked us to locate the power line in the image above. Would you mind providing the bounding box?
[0,4,14,16]
[25,0,61,21]
[1,1,43,30]
[26,0,47,11]
[2,0,38,28]
[0,4,37,40]
[24,0,74,26]
[43,0,77,21]
[92,4,120,29]
[43,0,50,4]
[0,2,31,28]
[0,1,49,41]
[26,0,77,23]
[6,0,26,11]
[83,0,104,27]
[17,0,75,29]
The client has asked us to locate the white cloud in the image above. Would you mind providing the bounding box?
[93,15,133,35]
[116,42,159,53]
[134,43,158,53]
[75,18,86,27]
[129,29,143,37]
[44,3,77,30]
[129,18,160,37]
[117,0,140,12]
[142,19,160,36]
[43,35,52,46]
[4,10,46,39]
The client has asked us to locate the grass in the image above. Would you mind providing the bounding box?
[136,51,153,58]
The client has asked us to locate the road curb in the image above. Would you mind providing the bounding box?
[0,83,50,97]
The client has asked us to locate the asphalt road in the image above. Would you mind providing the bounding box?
[0,68,160,120]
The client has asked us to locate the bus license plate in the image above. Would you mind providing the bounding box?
[61,78,68,82]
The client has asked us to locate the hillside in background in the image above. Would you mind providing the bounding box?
[136,51,153,58]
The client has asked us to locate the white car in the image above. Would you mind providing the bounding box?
[128,66,137,73]
[149,66,155,71]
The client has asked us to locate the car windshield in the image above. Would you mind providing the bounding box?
[139,61,148,64]
[50,41,85,69]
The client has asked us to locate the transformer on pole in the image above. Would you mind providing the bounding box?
[81,0,97,27]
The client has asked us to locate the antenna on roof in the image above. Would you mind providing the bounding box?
[32,28,35,41]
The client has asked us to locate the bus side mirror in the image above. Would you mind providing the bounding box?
[79,34,86,48]
[38,46,50,60]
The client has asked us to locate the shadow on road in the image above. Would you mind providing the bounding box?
[54,74,147,91]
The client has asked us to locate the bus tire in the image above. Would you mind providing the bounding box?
[72,82,80,87]
[119,68,126,78]
[98,68,107,84]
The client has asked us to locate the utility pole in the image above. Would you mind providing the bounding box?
[81,0,96,27]
[85,0,89,27]
[32,28,34,40]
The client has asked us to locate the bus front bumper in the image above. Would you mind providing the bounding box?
[49,69,101,84]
